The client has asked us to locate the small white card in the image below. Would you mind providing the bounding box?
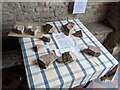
[53,33,76,54]
[73,0,88,14]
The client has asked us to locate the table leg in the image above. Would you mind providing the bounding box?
[83,81,92,88]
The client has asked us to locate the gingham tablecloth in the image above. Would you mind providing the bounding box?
[19,19,118,89]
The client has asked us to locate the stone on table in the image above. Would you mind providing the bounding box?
[87,45,101,57]
[40,36,50,42]
[62,22,75,36]
[33,44,44,52]
[25,26,39,36]
[56,52,76,63]
[13,25,25,34]
[37,52,57,69]
[43,24,54,34]
[72,30,83,37]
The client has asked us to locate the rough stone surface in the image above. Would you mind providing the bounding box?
[103,31,120,53]
[105,2,120,31]
[95,34,108,44]
[103,3,120,62]
[112,45,120,63]
[86,23,113,35]
[85,23,113,43]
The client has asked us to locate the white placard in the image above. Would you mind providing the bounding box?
[73,0,88,14]
[53,33,76,54]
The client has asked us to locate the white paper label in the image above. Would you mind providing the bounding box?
[73,0,88,14]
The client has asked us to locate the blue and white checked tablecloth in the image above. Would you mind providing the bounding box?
[19,19,118,89]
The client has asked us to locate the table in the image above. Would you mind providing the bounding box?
[19,19,118,89]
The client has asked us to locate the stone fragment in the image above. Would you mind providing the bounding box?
[72,30,83,37]
[43,24,53,34]
[63,22,75,36]
[66,22,75,30]
[56,52,76,63]
[62,52,73,63]
[62,26,70,36]
[41,36,50,42]
[37,52,57,69]
[56,57,63,63]
[34,44,44,52]
[13,25,25,34]
[25,26,38,36]
[87,45,101,57]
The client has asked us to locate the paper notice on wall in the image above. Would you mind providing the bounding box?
[73,0,88,14]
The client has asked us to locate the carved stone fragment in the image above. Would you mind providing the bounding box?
[63,22,75,36]
[34,44,44,52]
[37,53,57,69]
[40,36,50,42]
[25,26,38,36]
[87,45,101,57]
[56,52,76,63]
[72,31,83,37]
[13,25,25,34]
[43,24,53,34]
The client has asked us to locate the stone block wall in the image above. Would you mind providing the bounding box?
[2,2,110,38]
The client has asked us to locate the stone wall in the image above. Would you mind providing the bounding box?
[2,2,110,37]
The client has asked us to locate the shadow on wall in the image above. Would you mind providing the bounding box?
[68,2,74,14]
[103,2,120,60]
